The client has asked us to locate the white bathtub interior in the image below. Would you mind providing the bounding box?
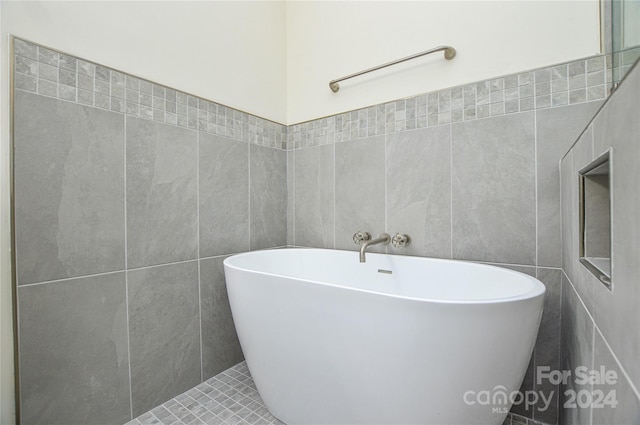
[226,248,544,302]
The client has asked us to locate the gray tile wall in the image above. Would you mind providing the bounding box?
[126,117,199,269]
[13,39,286,424]
[128,261,201,417]
[560,60,640,424]
[386,126,451,259]
[14,36,630,425]
[288,57,611,425]
[451,112,536,265]
[249,145,287,250]
[14,91,126,285]
[334,136,386,251]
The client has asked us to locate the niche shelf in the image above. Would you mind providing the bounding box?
[579,150,612,289]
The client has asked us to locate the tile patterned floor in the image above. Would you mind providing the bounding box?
[127,361,550,425]
[125,361,283,425]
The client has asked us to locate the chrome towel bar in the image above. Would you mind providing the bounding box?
[329,45,456,93]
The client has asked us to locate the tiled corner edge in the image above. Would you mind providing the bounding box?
[12,37,288,150]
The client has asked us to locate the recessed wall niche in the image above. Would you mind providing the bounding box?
[579,150,612,289]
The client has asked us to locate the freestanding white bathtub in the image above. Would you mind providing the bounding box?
[224,248,545,425]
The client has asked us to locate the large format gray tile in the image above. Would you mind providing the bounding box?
[294,145,335,248]
[591,62,640,389]
[250,145,287,250]
[591,330,640,425]
[451,112,536,265]
[128,261,201,416]
[335,136,386,251]
[199,133,249,257]
[534,268,561,424]
[200,256,244,379]
[386,126,451,259]
[560,274,594,425]
[18,273,130,425]
[536,101,602,267]
[126,116,198,268]
[14,90,125,284]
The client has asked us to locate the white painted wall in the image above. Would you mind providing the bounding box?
[2,0,288,122]
[286,1,601,124]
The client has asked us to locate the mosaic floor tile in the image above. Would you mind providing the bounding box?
[128,362,283,425]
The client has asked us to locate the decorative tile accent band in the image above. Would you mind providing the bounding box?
[13,37,611,153]
[287,54,611,150]
[13,38,288,150]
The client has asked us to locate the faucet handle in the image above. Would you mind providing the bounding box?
[391,233,411,248]
[353,231,372,245]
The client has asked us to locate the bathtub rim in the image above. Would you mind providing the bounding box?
[223,248,546,305]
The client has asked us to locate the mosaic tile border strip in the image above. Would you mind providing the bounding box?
[287,54,612,150]
[13,38,287,150]
[11,36,612,154]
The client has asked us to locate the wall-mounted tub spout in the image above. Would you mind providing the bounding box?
[358,233,390,263]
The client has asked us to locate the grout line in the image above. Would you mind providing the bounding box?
[196,130,203,383]
[384,132,388,254]
[124,115,134,420]
[556,262,563,420]
[292,149,296,247]
[590,122,595,158]
[126,258,200,273]
[534,107,538,269]
[333,140,336,250]
[260,245,289,251]
[473,260,543,269]
[124,275,133,420]
[18,254,256,289]
[17,269,127,288]
[198,251,252,261]
[449,121,453,260]
[559,154,564,272]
